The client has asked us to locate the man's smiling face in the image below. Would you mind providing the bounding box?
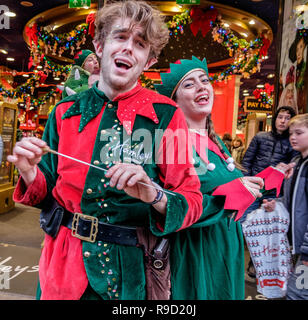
[94,18,157,96]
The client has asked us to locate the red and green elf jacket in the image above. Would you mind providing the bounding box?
[13,83,203,300]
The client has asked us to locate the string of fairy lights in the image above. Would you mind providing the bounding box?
[0,7,272,109]
[167,9,267,82]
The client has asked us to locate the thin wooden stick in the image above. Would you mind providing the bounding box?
[43,146,176,196]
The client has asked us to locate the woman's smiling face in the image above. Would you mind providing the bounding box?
[175,70,214,123]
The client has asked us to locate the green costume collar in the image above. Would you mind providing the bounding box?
[60,81,175,134]
[61,81,108,132]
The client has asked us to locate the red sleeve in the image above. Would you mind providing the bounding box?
[155,107,203,231]
[256,166,285,197]
[13,167,47,206]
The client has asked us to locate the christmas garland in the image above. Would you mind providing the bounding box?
[0,72,58,107]
[32,87,59,107]
[10,6,269,112]
[0,73,40,99]
[36,23,88,56]
[165,8,268,82]
[42,55,72,77]
[27,7,269,83]
[167,10,192,36]
[28,22,87,78]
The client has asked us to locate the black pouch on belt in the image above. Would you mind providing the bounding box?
[39,197,64,238]
[136,228,171,300]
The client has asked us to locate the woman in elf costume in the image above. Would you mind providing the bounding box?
[155,56,294,300]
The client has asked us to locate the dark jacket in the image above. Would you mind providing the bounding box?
[279,155,308,261]
[242,106,298,176]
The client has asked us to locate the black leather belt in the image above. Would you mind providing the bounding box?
[61,211,138,246]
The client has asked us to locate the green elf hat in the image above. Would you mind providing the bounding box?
[155,56,209,99]
[74,49,96,68]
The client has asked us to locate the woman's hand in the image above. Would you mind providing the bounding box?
[240,176,264,198]
[7,137,47,187]
[263,199,276,212]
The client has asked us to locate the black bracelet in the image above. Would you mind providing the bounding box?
[147,181,164,205]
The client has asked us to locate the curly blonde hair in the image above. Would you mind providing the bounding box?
[94,0,169,59]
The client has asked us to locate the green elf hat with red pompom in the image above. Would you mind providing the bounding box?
[154,56,209,99]
[74,49,96,68]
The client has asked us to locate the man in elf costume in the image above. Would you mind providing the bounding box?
[8,1,202,300]
[61,49,100,98]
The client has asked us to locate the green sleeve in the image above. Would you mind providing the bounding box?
[37,106,59,195]
[149,192,189,236]
[188,194,231,228]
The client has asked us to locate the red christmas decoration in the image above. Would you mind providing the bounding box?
[28,56,33,70]
[253,82,274,106]
[25,23,38,46]
[190,7,218,37]
[264,83,274,95]
[253,89,261,99]
[259,33,270,58]
[86,13,96,38]
[38,71,47,84]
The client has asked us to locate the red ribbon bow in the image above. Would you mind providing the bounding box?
[190,8,218,37]
[253,89,261,99]
[25,23,38,46]
[264,83,274,95]
[86,13,96,38]
[38,71,47,84]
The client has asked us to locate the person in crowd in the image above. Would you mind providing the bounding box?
[242,106,297,208]
[231,136,245,164]
[155,56,293,299]
[80,50,101,88]
[263,113,308,300]
[222,132,232,152]
[241,105,297,277]
[61,49,100,98]
[7,1,203,300]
